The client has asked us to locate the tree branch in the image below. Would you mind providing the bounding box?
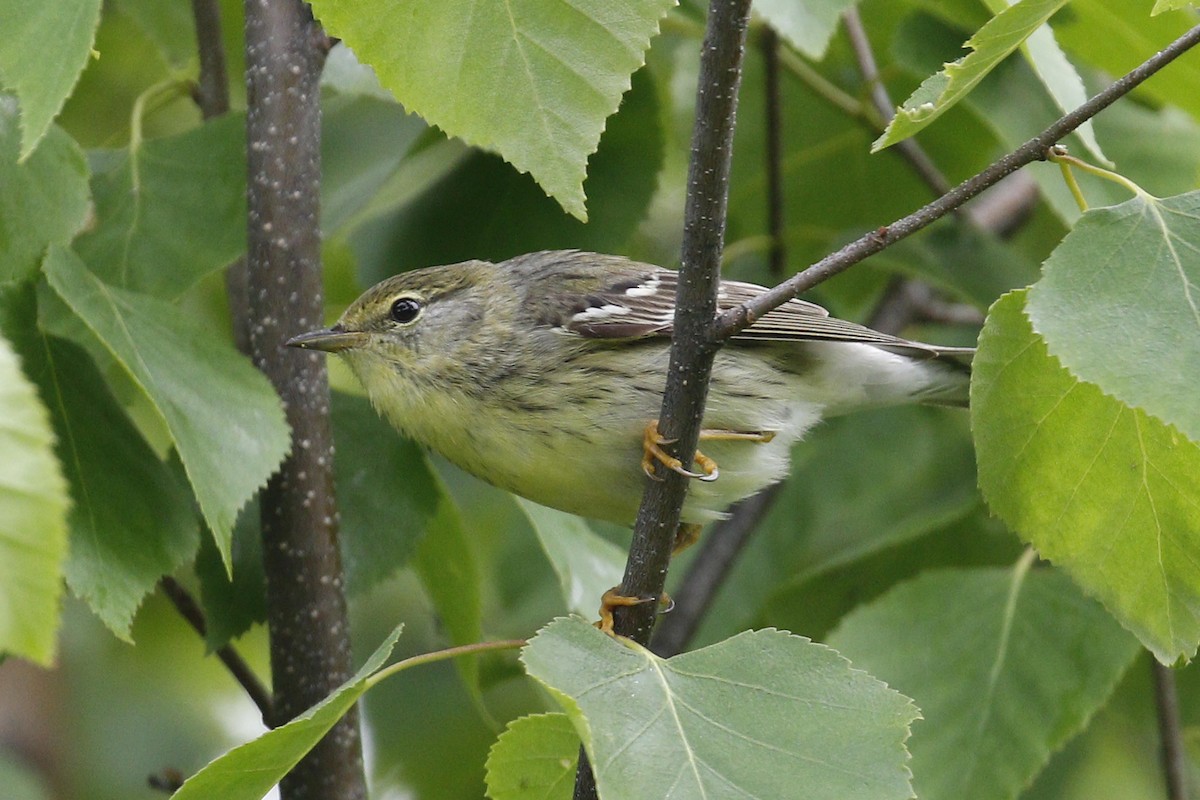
[650,484,781,657]
[714,21,1200,340]
[761,27,785,277]
[1153,660,1189,800]
[244,1,364,799]
[572,2,753,797]
[159,576,273,720]
[842,7,951,198]
[190,0,230,119]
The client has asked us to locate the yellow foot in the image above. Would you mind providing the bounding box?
[641,421,777,483]
[595,587,673,635]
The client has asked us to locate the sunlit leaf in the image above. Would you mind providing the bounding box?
[973,290,1200,663]
[305,0,676,220]
[1027,191,1200,444]
[172,625,403,800]
[0,0,102,158]
[1152,0,1194,13]
[754,0,857,60]
[0,327,69,665]
[874,0,1068,152]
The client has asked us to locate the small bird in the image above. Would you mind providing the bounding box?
[288,250,972,530]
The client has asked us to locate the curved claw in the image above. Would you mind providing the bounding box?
[693,452,720,482]
[668,463,707,480]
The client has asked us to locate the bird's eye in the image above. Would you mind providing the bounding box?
[389,296,423,324]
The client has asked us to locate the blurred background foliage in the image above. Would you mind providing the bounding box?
[3,0,1200,798]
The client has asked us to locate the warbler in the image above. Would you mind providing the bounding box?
[288,250,972,528]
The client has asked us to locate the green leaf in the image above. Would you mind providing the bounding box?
[754,0,858,60]
[515,498,625,618]
[320,89,428,235]
[305,0,675,220]
[692,406,978,646]
[1152,0,1194,13]
[333,391,439,595]
[0,103,90,283]
[1026,192,1200,445]
[74,113,246,299]
[43,245,290,567]
[0,329,69,665]
[172,625,403,800]
[522,618,919,800]
[972,290,1200,663]
[829,566,1140,800]
[977,0,1103,162]
[373,65,663,274]
[2,312,199,641]
[0,0,102,158]
[1052,0,1200,123]
[893,13,1200,225]
[111,0,197,69]
[485,713,578,800]
[874,0,1068,152]
[195,502,266,650]
[413,493,484,696]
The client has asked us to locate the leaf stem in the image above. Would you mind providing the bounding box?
[1048,148,1149,208]
[128,78,189,186]
[364,639,526,689]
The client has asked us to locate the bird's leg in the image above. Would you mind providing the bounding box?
[642,421,776,482]
[594,524,698,635]
[596,588,672,635]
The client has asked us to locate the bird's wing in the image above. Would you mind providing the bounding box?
[559,269,974,360]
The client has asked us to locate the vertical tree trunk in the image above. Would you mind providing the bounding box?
[244,1,366,797]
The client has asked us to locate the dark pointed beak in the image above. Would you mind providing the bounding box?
[286,325,368,353]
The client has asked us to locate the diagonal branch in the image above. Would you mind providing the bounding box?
[159,576,273,720]
[714,22,1200,341]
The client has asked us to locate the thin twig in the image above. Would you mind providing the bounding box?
[159,577,273,720]
[189,0,254,357]
[714,21,1200,340]
[843,7,951,198]
[761,27,785,277]
[190,0,230,119]
[1153,660,1190,800]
